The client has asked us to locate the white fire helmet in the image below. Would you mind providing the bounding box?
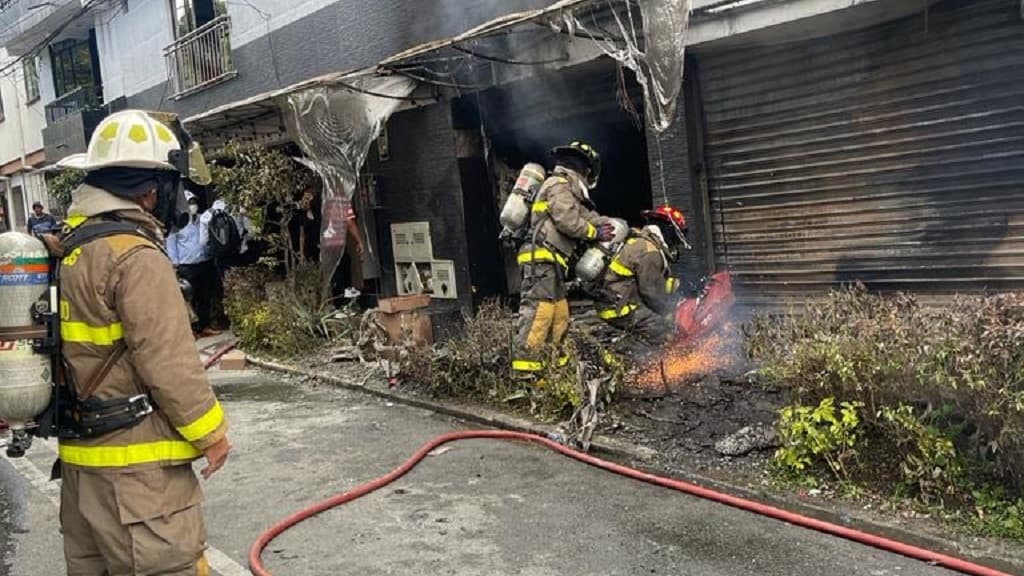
[58,110,182,173]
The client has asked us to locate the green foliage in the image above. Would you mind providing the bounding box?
[223,264,349,358]
[47,169,85,215]
[210,141,315,275]
[969,487,1024,540]
[878,404,963,505]
[749,285,1024,497]
[750,285,1024,540]
[776,398,863,481]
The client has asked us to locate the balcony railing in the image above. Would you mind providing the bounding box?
[44,85,104,124]
[0,0,77,56]
[164,16,236,99]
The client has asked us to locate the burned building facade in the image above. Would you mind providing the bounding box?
[7,0,1021,326]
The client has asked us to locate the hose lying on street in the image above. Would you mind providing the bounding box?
[203,342,238,371]
[248,430,1013,576]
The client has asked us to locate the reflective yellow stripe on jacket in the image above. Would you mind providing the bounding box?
[176,401,225,443]
[59,440,202,468]
[608,259,634,277]
[517,248,568,269]
[599,304,638,320]
[61,321,124,346]
[532,201,550,213]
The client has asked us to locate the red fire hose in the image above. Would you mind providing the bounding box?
[248,429,1013,576]
[203,342,237,371]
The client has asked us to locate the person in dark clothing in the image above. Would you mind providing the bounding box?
[27,202,58,235]
[167,194,221,338]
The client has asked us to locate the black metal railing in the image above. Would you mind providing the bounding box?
[164,16,236,99]
[44,85,104,124]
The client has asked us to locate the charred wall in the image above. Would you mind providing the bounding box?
[364,102,474,326]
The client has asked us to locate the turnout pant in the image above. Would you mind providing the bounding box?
[514,261,570,374]
[602,304,675,346]
[61,464,209,576]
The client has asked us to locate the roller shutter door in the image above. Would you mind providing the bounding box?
[700,0,1024,306]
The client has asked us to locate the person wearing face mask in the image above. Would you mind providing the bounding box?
[48,110,231,576]
[167,192,220,338]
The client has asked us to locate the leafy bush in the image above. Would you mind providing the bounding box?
[47,169,85,215]
[748,285,1024,498]
[223,264,350,358]
[776,398,863,481]
[877,404,964,505]
[210,141,315,276]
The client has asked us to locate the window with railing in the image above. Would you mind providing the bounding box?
[44,85,103,124]
[163,14,235,99]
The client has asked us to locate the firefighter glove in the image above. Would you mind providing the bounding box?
[596,223,618,242]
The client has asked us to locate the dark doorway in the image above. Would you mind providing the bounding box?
[477,59,654,228]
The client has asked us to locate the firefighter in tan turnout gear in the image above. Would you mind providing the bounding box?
[513,142,616,376]
[595,205,689,344]
[54,110,231,576]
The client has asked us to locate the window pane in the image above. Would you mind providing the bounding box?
[24,58,40,102]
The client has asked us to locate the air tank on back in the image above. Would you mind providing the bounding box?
[499,163,547,240]
[0,232,53,432]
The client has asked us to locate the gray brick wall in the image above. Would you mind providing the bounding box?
[645,84,707,287]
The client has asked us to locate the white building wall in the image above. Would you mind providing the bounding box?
[0,50,47,164]
[0,49,49,230]
[95,0,176,103]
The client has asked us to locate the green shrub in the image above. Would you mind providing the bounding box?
[970,487,1024,540]
[776,398,863,481]
[749,285,1024,501]
[47,169,85,215]
[877,404,964,505]
[223,264,350,358]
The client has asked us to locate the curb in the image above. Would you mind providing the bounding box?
[249,355,1023,573]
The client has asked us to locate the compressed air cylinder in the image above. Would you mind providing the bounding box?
[0,232,53,429]
[575,219,629,282]
[499,163,547,232]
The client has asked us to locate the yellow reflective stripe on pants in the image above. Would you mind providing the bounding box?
[58,440,202,468]
[532,201,550,213]
[517,249,568,269]
[599,304,638,320]
[513,359,545,373]
[665,278,680,293]
[61,321,125,345]
[557,355,571,367]
[176,401,224,443]
[608,259,634,277]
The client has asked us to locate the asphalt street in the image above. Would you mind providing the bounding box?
[1,372,965,576]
